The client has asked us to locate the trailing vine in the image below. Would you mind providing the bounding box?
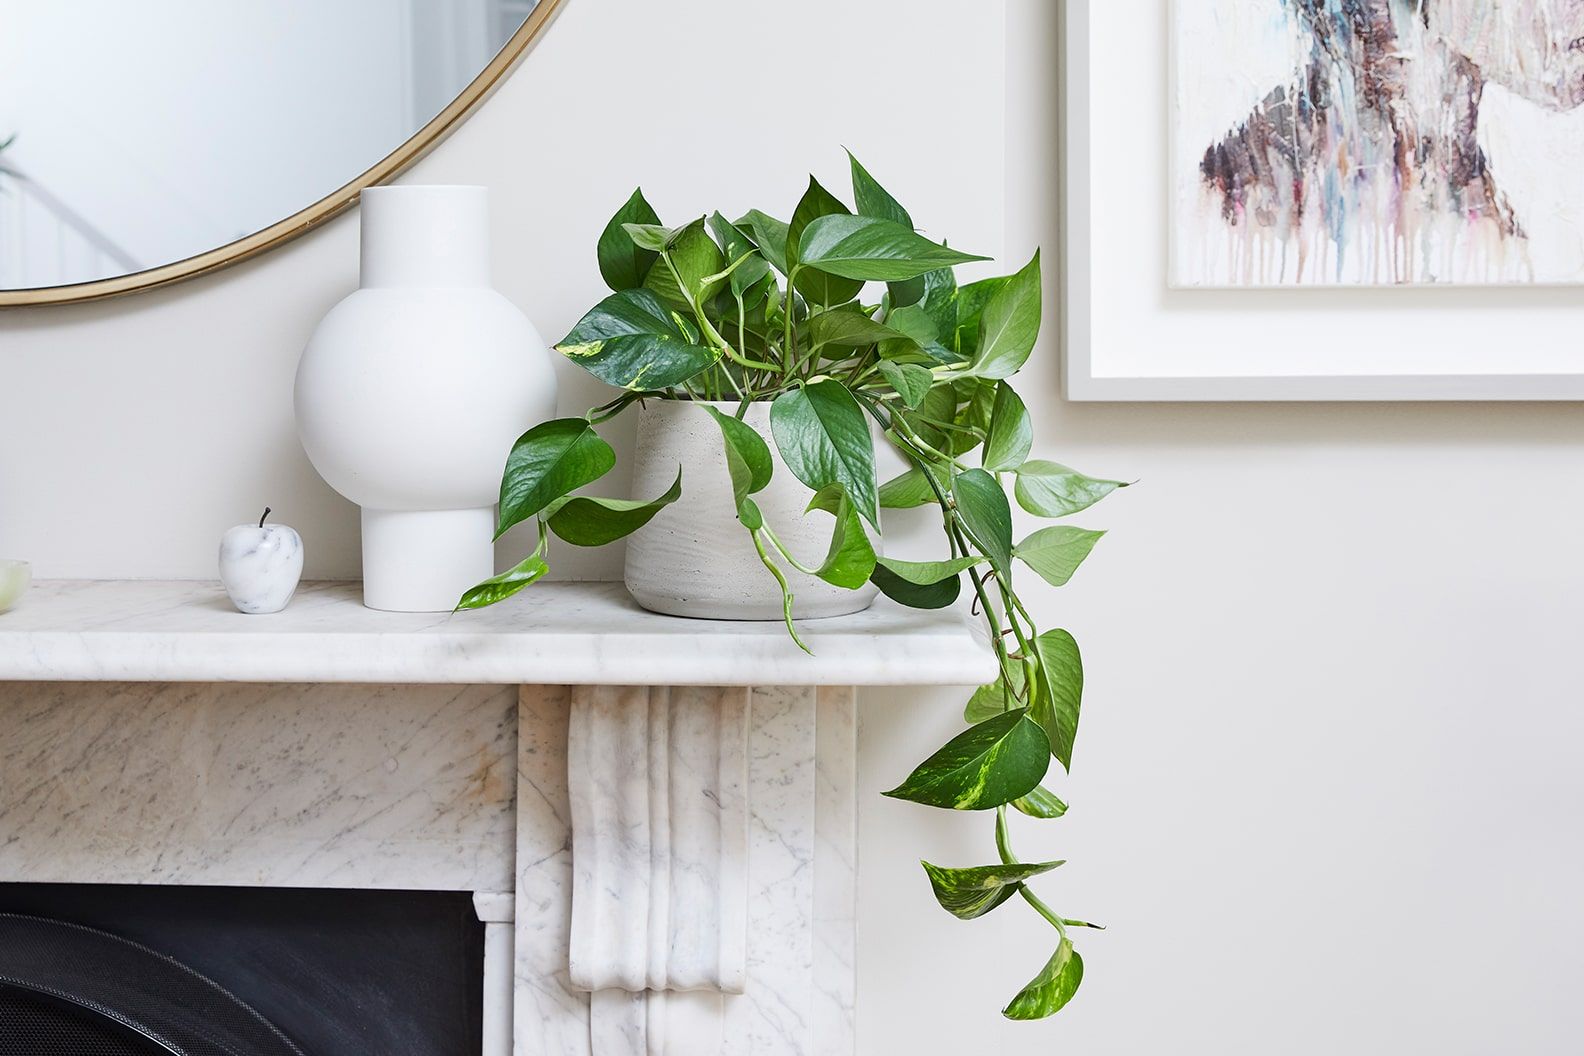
[460,152,1127,1019]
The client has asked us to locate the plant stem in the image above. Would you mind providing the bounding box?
[886,410,971,472]
[998,806,1068,939]
[863,394,1024,695]
[750,528,809,654]
[761,526,821,577]
[783,267,800,378]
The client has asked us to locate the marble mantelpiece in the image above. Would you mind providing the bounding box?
[0,580,993,686]
[0,581,995,1055]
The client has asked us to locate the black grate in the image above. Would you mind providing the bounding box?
[0,915,304,1056]
[0,986,171,1055]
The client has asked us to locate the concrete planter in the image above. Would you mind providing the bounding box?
[623,400,880,621]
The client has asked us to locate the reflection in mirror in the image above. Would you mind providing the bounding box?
[0,0,539,292]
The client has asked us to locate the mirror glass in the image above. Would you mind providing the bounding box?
[0,0,540,293]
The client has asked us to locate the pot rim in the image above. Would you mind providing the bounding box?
[640,396,776,406]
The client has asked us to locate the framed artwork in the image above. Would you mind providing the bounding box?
[1173,0,1584,289]
[1061,0,1584,401]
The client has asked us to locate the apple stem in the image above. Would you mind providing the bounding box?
[259,507,272,529]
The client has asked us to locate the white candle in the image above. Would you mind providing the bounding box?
[0,560,30,614]
[218,508,304,615]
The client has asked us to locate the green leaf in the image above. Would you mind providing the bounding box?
[1003,940,1083,1021]
[881,305,954,364]
[898,384,959,452]
[953,468,1014,573]
[883,709,1050,811]
[954,378,997,452]
[983,382,1033,472]
[547,468,682,547]
[1031,629,1083,770]
[870,556,979,609]
[848,150,913,227]
[916,267,960,342]
[1015,527,1105,588]
[808,485,877,589]
[963,666,1028,723]
[788,177,866,307]
[798,215,988,282]
[889,275,927,313]
[703,405,773,530]
[876,361,933,409]
[846,151,929,307]
[879,466,940,509]
[643,219,727,312]
[497,419,616,538]
[870,563,962,609]
[738,209,791,276]
[557,288,718,390]
[921,859,1065,920]
[1015,461,1130,518]
[620,222,672,252]
[708,212,772,298]
[966,252,1041,379]
[953,275,1009,356]
[597,188,662,291]
[807,307,906,348]
[875,555,983,585]
[1012,785,1068,819]
[455,554,550,611]
[770,380,879,527]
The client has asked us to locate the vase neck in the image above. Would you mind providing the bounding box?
[359,185,491,289]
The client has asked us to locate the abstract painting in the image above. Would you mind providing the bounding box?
[1172,0,1584,287]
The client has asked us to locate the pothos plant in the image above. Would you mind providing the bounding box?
[459,152,1127,1021]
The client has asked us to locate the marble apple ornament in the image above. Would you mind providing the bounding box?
[219,508,304,614]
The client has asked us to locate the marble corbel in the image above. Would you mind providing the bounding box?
[518,685,858,1056]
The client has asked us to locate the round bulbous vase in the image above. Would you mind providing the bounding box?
[295,185,557,612]
[624,400,881,621]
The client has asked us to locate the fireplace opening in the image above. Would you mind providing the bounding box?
[0,885,486,1056]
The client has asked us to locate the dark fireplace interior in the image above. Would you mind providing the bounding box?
[0,884,485,1056]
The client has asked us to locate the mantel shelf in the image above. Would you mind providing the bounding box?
[0,580,997,687]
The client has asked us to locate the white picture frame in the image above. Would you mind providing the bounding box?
[1060,0,1584,402]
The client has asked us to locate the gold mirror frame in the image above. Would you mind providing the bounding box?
[0,0,567,309]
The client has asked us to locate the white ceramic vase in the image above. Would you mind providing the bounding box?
[295,185,557,612]
[624,400,881,621]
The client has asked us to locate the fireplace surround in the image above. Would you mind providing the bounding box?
[0,580,995,1055]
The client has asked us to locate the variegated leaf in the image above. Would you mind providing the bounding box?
[1012,785,1068,819]
[1002,939,1084,1021]
[883,709,1050,811]
[921,859,1065,920]
[556,288,717,390]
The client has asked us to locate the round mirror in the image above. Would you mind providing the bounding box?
[0,0,563,307]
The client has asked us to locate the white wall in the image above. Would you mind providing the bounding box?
[3,0,1583,1052]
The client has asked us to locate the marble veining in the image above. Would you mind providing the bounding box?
[568,685,749,994]
[814,686,858,1056]
[217,519,303,615]
[0,681,518,891]
[517,685,594,1056]
[0,580,996,687]
[1,635,880,1054]
[515,686,858,1056]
